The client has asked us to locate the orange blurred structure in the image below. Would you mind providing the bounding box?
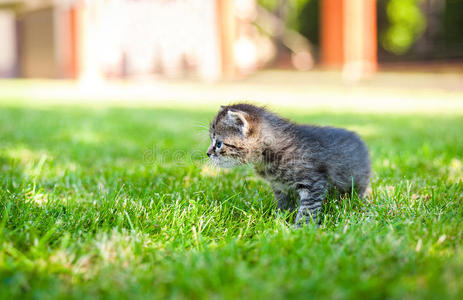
[321,0,377,79]
[217,0,236,79]
[320,0,344,68]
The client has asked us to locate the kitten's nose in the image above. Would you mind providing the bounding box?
[207,145,214,157]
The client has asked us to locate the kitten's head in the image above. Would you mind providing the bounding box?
[207,105,261,168]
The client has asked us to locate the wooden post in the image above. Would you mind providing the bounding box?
[216,0,235,79]
[320,0,377,78]
[69,5,78,79]
[320,0,344,68]
[342,0,377,79]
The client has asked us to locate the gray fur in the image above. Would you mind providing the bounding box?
[207,104,371,226]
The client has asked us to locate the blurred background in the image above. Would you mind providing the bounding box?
[0,0,462,107]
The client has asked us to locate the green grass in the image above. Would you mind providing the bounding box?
[0,103,462,299]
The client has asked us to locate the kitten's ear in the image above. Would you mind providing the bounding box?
[226,109,250,136]
[219,105,226,111]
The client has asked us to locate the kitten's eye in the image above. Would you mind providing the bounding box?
[216,141,223,149]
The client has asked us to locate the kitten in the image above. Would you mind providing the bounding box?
[207,104,371,226]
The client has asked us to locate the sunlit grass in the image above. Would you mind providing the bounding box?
[0,103,462,299]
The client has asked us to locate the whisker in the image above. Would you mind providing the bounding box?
[193,125,209,130]
[192,122,210,130]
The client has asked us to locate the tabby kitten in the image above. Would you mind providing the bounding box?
[207,104,371,226]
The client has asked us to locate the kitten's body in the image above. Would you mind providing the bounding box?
[208,104,370,225]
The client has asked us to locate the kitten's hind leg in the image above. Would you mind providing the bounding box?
[295,178,328,226]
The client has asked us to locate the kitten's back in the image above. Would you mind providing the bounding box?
[296,124,371,196]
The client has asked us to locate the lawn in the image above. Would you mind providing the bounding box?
[0,101,462,299]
